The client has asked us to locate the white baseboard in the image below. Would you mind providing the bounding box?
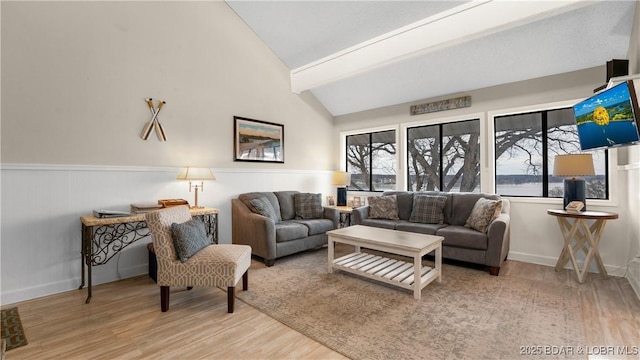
[0,264,149,306]
[0,279,79,306]
[508,251,628,277]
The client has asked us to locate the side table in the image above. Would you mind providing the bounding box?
[331,206,354,228]
[547,209,618,283]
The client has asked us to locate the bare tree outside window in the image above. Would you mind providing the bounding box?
[344,106,607,199]
[346,130,396,192]
[495,108,607,199]
[407,119,480,192]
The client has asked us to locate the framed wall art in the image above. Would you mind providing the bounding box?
[234,116,284,163]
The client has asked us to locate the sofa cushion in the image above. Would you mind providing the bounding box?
[275,221,309,243]
[395,222,448,235]
[436,225,488,250]
[239,192,282,222]
[293,219,334,236]
[248,197,279,223]
[361,218,398,230]
[382,191,415,220]
[409,195,447,224]
[464,198,503,233]
[170,218,210,262]
[367,195,399,220]
[294,193,323,219]
[448,193,500,226]
[274,191,299,220]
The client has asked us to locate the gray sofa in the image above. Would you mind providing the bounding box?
[352,191,510,275]
[232,191,340,266]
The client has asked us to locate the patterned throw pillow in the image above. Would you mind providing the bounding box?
[409,195,447,224]
[464,198,503,233]
[294,193,323,219]
[170,218,210,262]
[368,195,399,220]
[248,197,279,223]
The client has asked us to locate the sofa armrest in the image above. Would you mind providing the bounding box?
[485,210,510,268]
[231,198,276,261]
[351,205,370,225]
[323,207,340,229]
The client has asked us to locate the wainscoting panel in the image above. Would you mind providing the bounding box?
[624,162,640,300]
[0,164,333,305]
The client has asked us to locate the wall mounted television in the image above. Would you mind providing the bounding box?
[573,79,640,151]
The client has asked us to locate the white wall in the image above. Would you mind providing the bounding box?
[623,0,640,298]
[335,66,638,282]
[0,2,336,304]
[0,1,334,169]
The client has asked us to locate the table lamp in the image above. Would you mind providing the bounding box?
[553,154,594,211]
[332,171,351,206]
[177,167,216,208]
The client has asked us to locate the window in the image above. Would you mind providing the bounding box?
[346,130,396,191]
[494,107,608,198]
[407,119,480,192]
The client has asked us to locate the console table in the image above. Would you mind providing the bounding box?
[79,207,219,303]
[547,209,618,283]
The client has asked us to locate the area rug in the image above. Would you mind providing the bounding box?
[0,307,28,351]
[237,247,585,360]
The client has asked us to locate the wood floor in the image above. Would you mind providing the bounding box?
[3,256,639,359]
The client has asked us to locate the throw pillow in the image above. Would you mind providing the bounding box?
[464,198,503,233]
[409,195,447,224]
[248,197,279,223]
[170,218,210,263]
[368,195,399,220]
[294,193,323,219]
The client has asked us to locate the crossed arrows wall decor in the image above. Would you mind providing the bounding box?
[141,98,167,141]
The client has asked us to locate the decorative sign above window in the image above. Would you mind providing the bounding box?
[410,96,471,115]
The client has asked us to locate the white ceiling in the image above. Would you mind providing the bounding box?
[226,1,637,116]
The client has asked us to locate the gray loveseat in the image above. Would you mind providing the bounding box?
[352,191,510,275]
[232,191,340,266]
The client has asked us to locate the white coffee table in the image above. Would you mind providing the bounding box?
[327,225,443,300]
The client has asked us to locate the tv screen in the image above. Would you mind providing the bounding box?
[573,80,640,151]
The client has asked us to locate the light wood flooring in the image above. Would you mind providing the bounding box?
[3,256,639,359]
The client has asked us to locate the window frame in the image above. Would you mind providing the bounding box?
[488,100,619,207]
[400,112,487,192]
[340,125,399,193]
[405,118,482,192]
[339,100,618,208]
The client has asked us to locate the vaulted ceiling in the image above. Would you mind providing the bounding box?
[226,1,636,116]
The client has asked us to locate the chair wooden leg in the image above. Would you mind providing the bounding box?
[160,286,170,312]
[489,266,500,276]
[242,270,248,291]
[227,286,235,313]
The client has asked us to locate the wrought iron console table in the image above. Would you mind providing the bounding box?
[80,206,219,303]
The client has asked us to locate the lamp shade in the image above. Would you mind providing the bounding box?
[553,154,595,178]
[177,167,216,181]
[331,171,351,186]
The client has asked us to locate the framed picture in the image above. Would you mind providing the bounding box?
[234,116,284,163]
[352,196,362,208]
[326,196,335,206]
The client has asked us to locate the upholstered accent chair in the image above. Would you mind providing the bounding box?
[145,206,251,313]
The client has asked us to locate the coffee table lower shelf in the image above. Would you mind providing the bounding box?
[332,252,439,295]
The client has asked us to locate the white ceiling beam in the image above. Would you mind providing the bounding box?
[290,0,594,94]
